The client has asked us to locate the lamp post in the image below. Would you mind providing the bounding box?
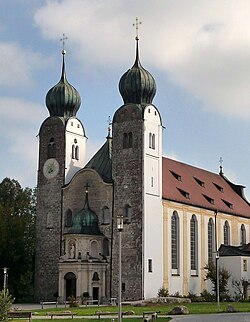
[2,267,8,294]
[214,210,220,312]
[117,215,123,322]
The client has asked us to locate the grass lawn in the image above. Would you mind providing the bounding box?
[32,301,250,316]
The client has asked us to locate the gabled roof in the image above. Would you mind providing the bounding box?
[162,157,250,218]
[84,135,112,183]
[219,243,250,257]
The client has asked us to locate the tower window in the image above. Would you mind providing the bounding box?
[48,137,55,158]
[148,259,153,272]
[123,132,133,149]
[151,177,154,187]
[123,204,132,223]
[122,283,126,292]
[72,144,79,160]
[149,132,155,149]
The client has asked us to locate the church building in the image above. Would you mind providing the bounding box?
[34,36,250,303]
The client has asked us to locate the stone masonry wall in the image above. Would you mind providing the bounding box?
[112,104,144,300]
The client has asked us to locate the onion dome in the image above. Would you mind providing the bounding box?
[46,50,81,118]
[68,185,102,235]
[119,37,156,105]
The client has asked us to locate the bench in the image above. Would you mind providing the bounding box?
[96,311,118,319]
[47,312,75,319]
[143,311,160,322]
[8,312,32,322]
[86,299,99,306]
[40,301,58,309]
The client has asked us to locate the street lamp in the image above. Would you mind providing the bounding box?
[117,215,123,322]
[2,268,8,293]
[214,210,220,312]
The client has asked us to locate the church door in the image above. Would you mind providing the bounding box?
[93,287,99,301]
[64,272,76,300]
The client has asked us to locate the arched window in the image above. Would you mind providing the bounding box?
[123,133,128,149]
[128,132,133,148]
[65,209,73,227]
[102,207,110,224]
[92,272,100,281]
[48,137,55,158]
[103,238,109,256]
[224,221,230,245]
[208,218,215,264]
[123,204,132,223]
[152,134,155,149]
[190,214,198,271]
[171,211,179,270]
[72,144,75,159]
[240,224,246,245]
[149,133,152,148]
[75,145,79,160]
[91,240,99,258]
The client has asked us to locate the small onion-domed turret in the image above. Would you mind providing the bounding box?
[119,37,156,105]
[46,50,81,118]
[68,185,102,235]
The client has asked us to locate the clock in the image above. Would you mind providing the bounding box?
[43,158,59,179]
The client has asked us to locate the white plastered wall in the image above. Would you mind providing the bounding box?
[65,117,87,184]
[143,105,163,299]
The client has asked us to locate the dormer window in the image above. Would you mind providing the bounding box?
[213,183,224,192]
[177,188,190,199]
[170,171,182,181]
[222,199,233,209]
[203,194,214,204]
[194,177,205,187]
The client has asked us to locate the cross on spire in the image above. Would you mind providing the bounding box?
[219,156,224,174]
[60,33,68,54]
[107,116,112,137]
[133,17,142,40]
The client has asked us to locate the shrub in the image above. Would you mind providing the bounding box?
[0,290,14,322]
[158,286,169,297]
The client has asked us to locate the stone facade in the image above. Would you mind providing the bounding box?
[35,117,66,301]
[112,104,144,300]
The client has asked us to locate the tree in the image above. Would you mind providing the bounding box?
[205,261,231,301]
[0,289,14,321]
[0,178,36,302]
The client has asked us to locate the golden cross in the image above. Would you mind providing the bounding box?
[133,17,142,40]
[60,33,68,53]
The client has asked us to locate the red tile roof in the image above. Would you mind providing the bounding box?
[162,157,250,218]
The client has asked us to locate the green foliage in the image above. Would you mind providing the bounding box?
[67,296,78,307]
[0,178,36,302]
[0,289,14,321]
[82,292,89,299]
[200,289,215,302]
[205,261,231,301]
[157,286,169,297]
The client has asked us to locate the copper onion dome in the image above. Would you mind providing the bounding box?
[119,37,156,105]
[46,50,81,118]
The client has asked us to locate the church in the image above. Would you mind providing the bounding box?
[34,35,250,303]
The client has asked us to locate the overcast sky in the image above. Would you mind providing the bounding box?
[0,0,249,200]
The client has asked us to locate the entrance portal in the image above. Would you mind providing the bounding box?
[92,287,99,301]
[64,272,76,300]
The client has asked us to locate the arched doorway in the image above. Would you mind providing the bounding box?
[64,272,76,300]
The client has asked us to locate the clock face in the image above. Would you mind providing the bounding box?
[43,158,59,179]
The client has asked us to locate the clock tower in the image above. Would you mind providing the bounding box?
[35,49,87,301]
